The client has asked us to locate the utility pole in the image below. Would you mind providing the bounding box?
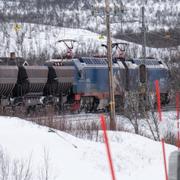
[141,6,148,108]
[142,6,146,64]
[105,0,116,130]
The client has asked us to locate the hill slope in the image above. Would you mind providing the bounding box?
[0,116,176,180]
[0,0,179,33]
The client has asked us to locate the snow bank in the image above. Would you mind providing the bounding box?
[0,116,176,180]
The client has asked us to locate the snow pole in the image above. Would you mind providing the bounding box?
[176,92,180,150]
[155,80,168,180]
[100,115,116,180]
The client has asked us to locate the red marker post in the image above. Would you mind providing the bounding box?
[176,92,180,150]
[100,115,116,180]
[155,80,168,180]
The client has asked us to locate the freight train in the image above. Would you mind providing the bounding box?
[0,52,170,116]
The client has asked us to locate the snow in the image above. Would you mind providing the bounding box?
[0,116,177,180]
[0,23,109,58]
[0,0,179,62]
[1,0,179,33]
[0,22,173,62]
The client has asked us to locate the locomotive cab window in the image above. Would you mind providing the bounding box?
[139,64,146,83]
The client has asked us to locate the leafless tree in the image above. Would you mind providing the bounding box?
[38,149,56,180]
[145,107,160,141]
[0,147,57,180]
[12,158,32,180]
[15,24,28,57]
[0,148,32,180]
[0,148,10,180]
[124,92,141,134]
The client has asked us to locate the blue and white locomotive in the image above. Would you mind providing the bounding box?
[72,57,170,112]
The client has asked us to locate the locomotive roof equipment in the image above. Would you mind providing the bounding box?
[56,39,77,59]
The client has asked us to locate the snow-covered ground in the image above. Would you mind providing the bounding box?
[0,23,108,57]
[0,22,175,61]
[0,0,179,33]
[0,116,177,180]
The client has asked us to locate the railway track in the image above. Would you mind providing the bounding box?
[161,105,176,112]
[26,113,103,123]
[25,105,178,123]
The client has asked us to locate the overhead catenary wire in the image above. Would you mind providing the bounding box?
[116,29,180,44]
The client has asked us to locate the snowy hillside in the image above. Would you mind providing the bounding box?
[0,0,179,60]
[0,0,179,33]
[0,22,173,62]
[0,116,176,180]
[0,23,108,58]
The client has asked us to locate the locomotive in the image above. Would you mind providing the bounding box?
[0,52,170,116]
